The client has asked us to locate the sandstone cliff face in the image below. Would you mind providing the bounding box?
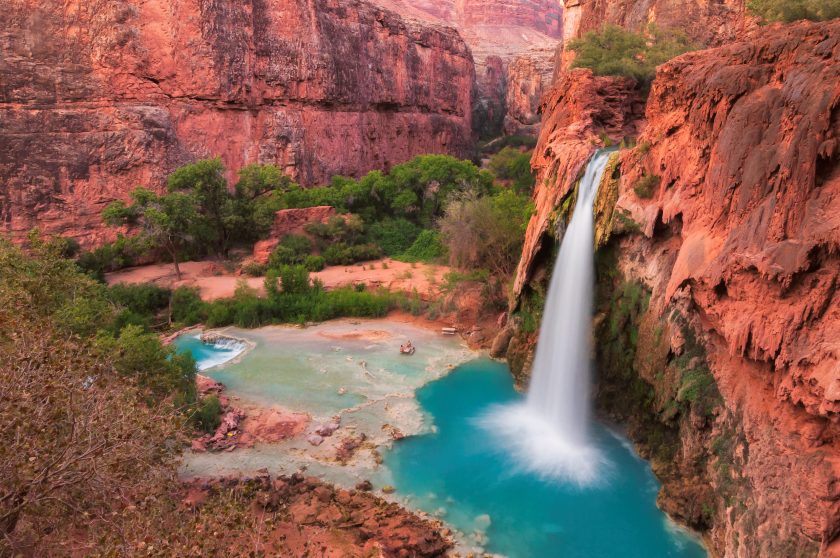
[510,20,840,557]
[0,0,474,245]
[373,0,562,137]
[559,0,751,72]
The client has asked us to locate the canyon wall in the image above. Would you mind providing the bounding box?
[373,0,563,137]
[0,0,474,245]
[559,0,751,72]
[507,20,840,557]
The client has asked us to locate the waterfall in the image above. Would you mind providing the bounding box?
[480,150,613,486]
[526,149,612,443]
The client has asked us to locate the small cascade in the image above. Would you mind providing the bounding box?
[481,150,614,486]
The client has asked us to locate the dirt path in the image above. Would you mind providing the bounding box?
[106,259,450,301]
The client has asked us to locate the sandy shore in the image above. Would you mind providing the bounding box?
[106,258,450,301]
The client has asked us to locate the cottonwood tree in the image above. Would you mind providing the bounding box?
[103,188,200,280]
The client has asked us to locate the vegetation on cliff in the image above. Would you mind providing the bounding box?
[747,0,840,22]
[568,24,695,82]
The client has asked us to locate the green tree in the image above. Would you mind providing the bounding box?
[167,158,232,254]
[235,163,293,239]
[104,188,200,280]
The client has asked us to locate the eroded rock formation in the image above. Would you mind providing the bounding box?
[0,0,474,245]
[510,20,840,557]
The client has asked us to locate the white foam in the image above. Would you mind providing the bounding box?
[478,403,609,487]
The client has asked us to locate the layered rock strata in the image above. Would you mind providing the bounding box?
[0,0,474,245]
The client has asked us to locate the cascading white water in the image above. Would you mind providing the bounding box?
[480,150,613,486]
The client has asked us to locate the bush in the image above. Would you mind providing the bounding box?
[438,189,532,277]
[267,234,312,268]
[747,0,840,22]
[170,287,206,325]
[365,218,421,256]
[279,265,311,295]
[192,395,223,433]
[633,174,661,199]
[399,230,446,263]
[76,235,148,279]
[240,261,267,277]
[99,324,197,402]
[323,242,382,265]
[569,24,694,82]
[303,255,326,272]
[487,147,535,194]
[108,283,171,316]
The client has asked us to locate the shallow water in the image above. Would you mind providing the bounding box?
[175,326,706,558]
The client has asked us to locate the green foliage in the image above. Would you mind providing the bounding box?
[76,234,150,279]
[487,147,535,194]
[479,135,538,156]
[170,286,205,325]
[98,324,196,402]
[516,288,546,334]
[278,155,493,227]
[267,234,312,268]
[279,265,311,295]
[323,242,382,266]
[569,24,695,82]
[399,229,446,263]
[166,158,232,254]
[633,174,661,199]
[192,395,222,433]
[303,255,326,272]
[365,218,421,256]
[747,0,840,22]
[439,189,533,277]
[103,188,201,278]
[107,283,171,316]
[241,260,267,277]
[305,215,366,248]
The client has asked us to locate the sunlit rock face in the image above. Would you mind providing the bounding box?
[373,0,563,138]
[512,20,840,557]
[0,0,475,246]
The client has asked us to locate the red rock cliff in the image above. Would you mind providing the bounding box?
[0,0,474,245]
[510,20,840,557]
[372,0,563,137]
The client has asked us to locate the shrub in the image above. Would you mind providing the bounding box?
[438,189,532,277]
[633,174,661,199]
[365,218,421,256]
[569,24,694,82]
[108,283,171,316]
[76,234,148,279]
[170,286,206,325]
[241,261,267,277]
[192,395,223,433]
[279,265,311,295]
[747,0,840,22]
[267,234,312,268]
[323,242,382,265]
[399,230,446,263]
[99,324,197,401]
[487,147,535,194]
[303,255,326,272]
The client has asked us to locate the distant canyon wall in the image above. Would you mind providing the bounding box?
[373,0,563,137]
[0,0,475,245]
